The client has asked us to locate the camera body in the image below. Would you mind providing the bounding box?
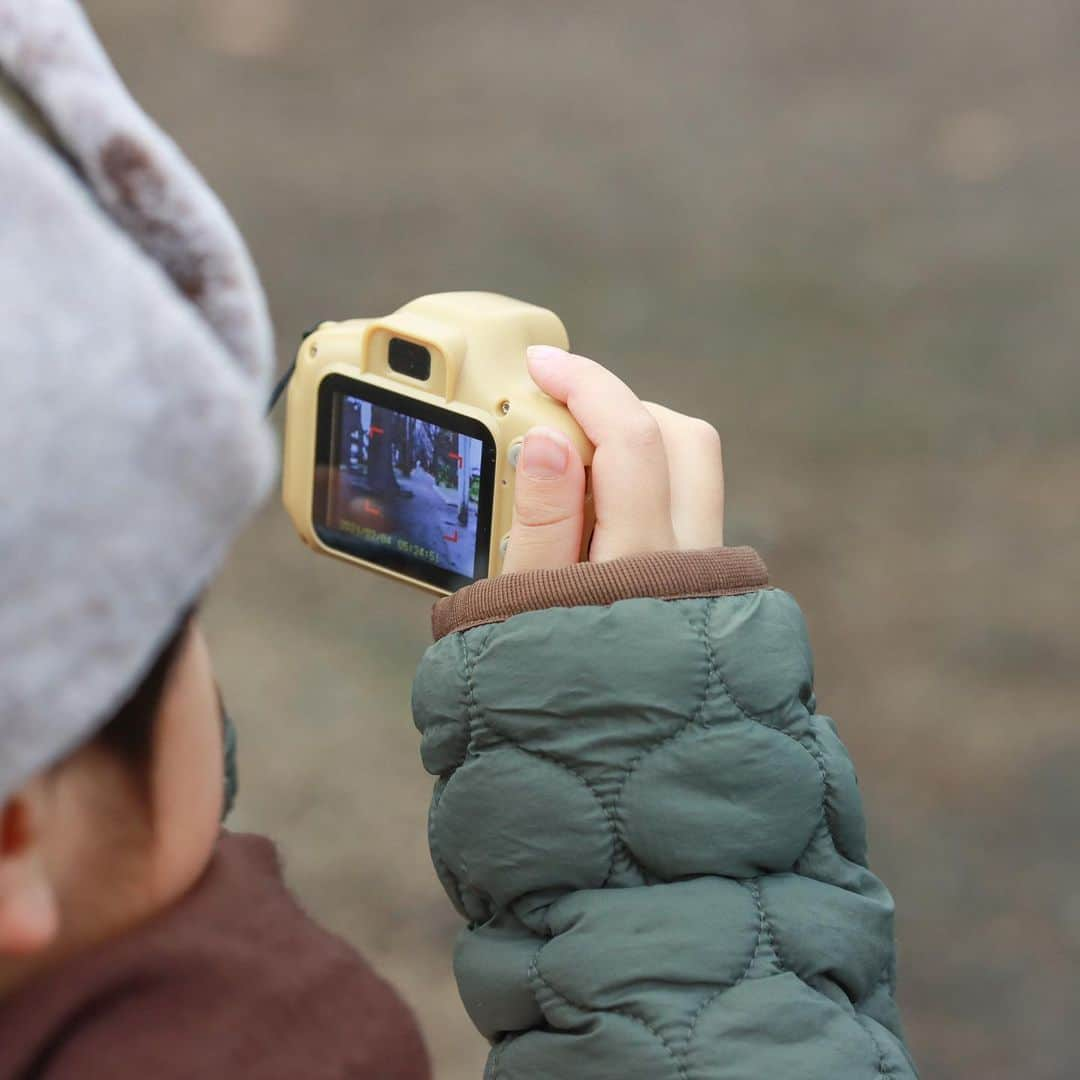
[282,292,593,594]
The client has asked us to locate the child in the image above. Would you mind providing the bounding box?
[0,1,917,1077]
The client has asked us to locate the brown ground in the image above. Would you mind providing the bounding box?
[85,2,1080,1077]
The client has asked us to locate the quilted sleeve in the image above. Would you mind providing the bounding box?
[413,557,917,1079]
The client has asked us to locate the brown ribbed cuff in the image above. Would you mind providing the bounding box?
[431,546,769,640]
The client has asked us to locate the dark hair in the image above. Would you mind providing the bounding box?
[95,607,196,769]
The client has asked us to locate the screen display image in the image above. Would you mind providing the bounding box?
[320,389,491,585]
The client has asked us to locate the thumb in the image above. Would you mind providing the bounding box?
[501,427,586,573]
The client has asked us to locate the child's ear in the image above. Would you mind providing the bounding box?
[0,792,60,955]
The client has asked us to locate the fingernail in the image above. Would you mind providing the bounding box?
[526,344,568,368]
[521,429,569,478]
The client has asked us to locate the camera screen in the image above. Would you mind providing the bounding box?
[313,375,496,591]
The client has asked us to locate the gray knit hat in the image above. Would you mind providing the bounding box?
[0,0,276,800]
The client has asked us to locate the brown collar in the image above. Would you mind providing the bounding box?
[0,833,430,1079]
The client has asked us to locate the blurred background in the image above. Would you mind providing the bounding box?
[85,2,1078,1077]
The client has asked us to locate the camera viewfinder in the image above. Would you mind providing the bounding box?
[388,337,431,381]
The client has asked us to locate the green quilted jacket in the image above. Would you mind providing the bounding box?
[413,548,917,1079]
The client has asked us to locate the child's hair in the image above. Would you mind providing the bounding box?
[95,606,197,774]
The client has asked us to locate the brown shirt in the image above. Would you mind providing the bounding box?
[0,833,430,1079]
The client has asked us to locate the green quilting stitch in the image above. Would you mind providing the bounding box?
[529,941,688,1080]
[606,599,718,885]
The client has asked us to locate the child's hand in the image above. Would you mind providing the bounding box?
[502,346,725,573]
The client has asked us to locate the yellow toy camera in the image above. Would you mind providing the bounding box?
[282,292,593,594]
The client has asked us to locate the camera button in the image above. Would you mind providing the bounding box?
[499,534,511,561]
[507,439,524,470]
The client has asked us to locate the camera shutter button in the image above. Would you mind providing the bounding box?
[507,439,524,470]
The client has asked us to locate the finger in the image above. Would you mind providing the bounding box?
[527,345,663,448]
[501,427,586,573]
[526,346,676,560]
[643,403,725,548]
